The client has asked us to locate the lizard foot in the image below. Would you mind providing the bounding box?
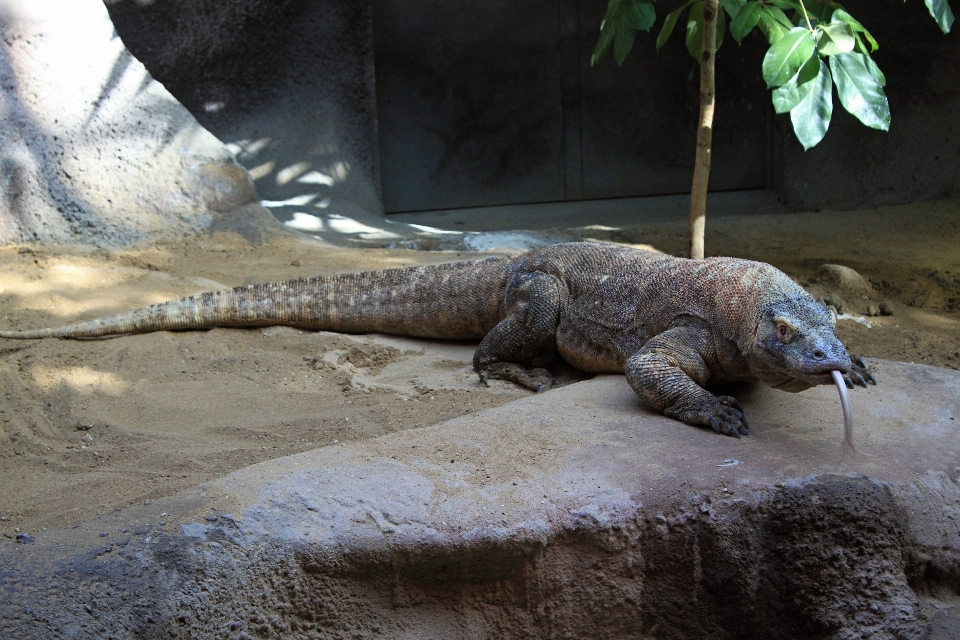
[843,354,876,388]
[664,395,749,438]
[477,363,553,393]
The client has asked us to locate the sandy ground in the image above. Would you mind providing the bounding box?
[1,200,958,537]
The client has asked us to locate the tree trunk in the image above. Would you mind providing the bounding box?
[689,0,718,260]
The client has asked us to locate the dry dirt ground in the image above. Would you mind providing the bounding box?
[1,199,958,537]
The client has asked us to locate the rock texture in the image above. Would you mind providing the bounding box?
[0,0,264,247]
[1,359,958,638]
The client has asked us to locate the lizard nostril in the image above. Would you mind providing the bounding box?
[813,350,826,359]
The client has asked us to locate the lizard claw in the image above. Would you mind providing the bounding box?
[718,395,749,435]
[475,363,553,393]
[710,416,739,439]
[709,416,722,434]
[665,395,749,439]
[847,354,876,386]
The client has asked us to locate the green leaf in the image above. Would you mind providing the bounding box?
[771,51,820,113]
[626,0,657,31]
[763,4,795,29]
[925,0,955,34]
[592,0,656,66]
[864,53,886,87]
[818,22,855,55]
[686,1,705,61]
[789,58,834,150]
[591,0,619,65]
[613,18,638,64]
[766,0,802,11]
[591,23,615,66]
[762,26,817,87]
[852,32,868,55]
[719,0,745,18]
[831,9,878,51]
[731,1,762,43]
[829,52,891,130]
[759,5,794,43]
[657,0,695,51]
[802,0,839,23]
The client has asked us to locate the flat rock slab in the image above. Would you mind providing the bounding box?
[2,360,959,639]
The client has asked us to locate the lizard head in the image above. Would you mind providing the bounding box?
[746,295,851,393]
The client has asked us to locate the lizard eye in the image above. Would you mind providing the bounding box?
[776,322,795,343]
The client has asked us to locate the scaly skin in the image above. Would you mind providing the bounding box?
[0,242,875,437]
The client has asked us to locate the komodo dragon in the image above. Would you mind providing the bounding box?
[0,242,874,439]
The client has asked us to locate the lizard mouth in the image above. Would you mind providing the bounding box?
[791,360,849,386]
[796,369,844,386]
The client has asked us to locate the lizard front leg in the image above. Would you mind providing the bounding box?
[625,322,749,438]
[473,271,563,392]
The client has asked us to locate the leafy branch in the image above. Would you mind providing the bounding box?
[592,0,955,150]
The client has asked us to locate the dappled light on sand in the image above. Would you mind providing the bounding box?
[26,365,130,397]
[0,260,215,321]
[283,212,401,237]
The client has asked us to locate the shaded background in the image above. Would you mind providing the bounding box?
[103,0,960,221]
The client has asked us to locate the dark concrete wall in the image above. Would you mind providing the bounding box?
[102,0,960,218]
[374,0,771,213]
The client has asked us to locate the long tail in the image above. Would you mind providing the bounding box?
[0,257,511,341]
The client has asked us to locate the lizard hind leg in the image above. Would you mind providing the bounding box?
[474,271,563,393]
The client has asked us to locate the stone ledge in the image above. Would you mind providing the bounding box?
[1,359,958,638]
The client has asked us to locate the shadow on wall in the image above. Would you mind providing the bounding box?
[103,0,384,234]
[0,0,238,247]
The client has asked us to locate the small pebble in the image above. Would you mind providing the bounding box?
[879,301,894,316]
[204,516,219,522]
[291,260,300,267]
[822,293,845,314]
[15,533,35,544]
[99,531,109,538]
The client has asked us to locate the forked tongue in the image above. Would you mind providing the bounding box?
[830,370,854,450]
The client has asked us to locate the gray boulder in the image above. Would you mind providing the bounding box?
[2,359,958,638]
